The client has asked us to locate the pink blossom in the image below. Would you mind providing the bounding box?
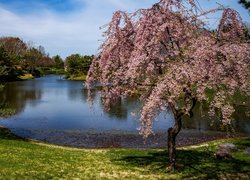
[86,0,250,139]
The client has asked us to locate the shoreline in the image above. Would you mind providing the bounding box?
[1,126,249,148]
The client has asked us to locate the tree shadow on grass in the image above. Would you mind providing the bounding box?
[118,151,169,171]
[114,147,250,179]
[177,149,250,179]
[233,138,250,148]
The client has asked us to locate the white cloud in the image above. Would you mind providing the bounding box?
[0,0,157,58]
[0,0,249,59]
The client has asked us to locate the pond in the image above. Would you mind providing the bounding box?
[0,75,249,146]
[0,75,173,131]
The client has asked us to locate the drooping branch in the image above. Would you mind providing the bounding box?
[86,1,250,163]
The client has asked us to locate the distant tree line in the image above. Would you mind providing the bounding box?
[0,37,64,81]
[0,36,94,81]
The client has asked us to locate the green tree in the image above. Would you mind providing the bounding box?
[65,54,81,74]
[0,36,55,79]
[239,0,250,10]
[0,37,27,65]
[65,54,93,75]
[0,46,15,80]
[23,48,42,74]
[52,55,64,69]
[79,55,93,74]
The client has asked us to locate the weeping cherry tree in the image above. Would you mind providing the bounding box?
[86,0,250,169]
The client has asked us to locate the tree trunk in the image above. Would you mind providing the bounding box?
[167,110,183,170]
[167,89,196,170]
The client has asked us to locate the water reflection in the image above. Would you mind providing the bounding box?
[105,97,128,120]
[0,75,173,132]
[0,75,249,134]
[0,80,42,117]
[101,96,141,120]
[182,102,250,134]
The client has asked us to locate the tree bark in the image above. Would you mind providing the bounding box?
[167,88,196,170]
[167,109,183,170]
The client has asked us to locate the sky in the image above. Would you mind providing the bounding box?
[0,0,249,59]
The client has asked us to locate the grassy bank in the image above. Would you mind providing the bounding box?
[0,127,249,179]
[18,68,65,80]
[18,73,35,80]
[37,67,65,75]
[66,74,87,81]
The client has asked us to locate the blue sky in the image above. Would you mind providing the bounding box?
[0,0,84,14]
[0,0,249,59]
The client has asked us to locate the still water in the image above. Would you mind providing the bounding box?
[0,75,173,132]
[0,75,249,136]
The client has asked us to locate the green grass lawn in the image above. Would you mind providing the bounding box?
[0,127,249,179]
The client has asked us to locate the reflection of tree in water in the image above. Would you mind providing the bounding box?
[69,83,139,120]
[182,102,250,134]
[182,102,221,131]
[83,86,102,102]
[67,88,84,101]
[67,83,129,120]
[66,81,84,101]
[67,82,138,120]
[104,97,128,120]
[67,83,100,103]
[100,94,140,121]
[0,81,42,118]
[0,102,16,118]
